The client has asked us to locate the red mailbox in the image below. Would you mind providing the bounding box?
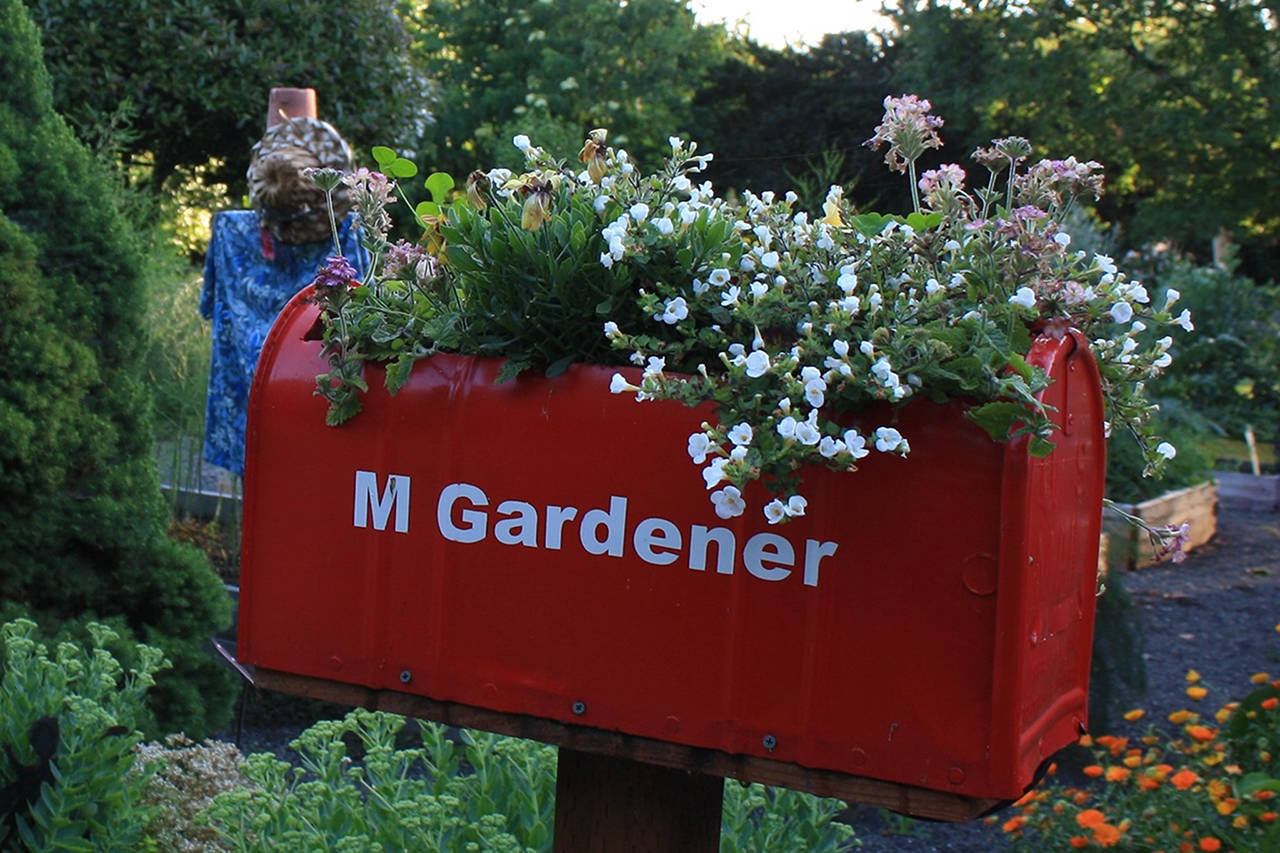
[238,287,1105,813]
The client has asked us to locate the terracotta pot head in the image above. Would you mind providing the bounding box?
[266,87,317,129]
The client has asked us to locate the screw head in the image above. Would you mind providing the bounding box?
[572,701,587,715]
[762,734,777,751]
[399,669,412,684]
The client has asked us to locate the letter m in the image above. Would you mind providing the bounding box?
[353,470,410,533]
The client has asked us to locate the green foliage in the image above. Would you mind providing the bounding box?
[22,0,433,195]
[1148,257,1280,441]
[0,0,233,737]
[720,782,858,853]
[203,708,857,851]
[0,618,166,851]
[887,0,1280,273]
[406,0,726,178]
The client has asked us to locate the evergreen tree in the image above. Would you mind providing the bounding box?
[0,0,234,736]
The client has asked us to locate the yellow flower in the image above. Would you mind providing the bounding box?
[577,128,609,184]
[1186,669,1202,683]
[1233,815,1249,829]
[1252,672,1270,684]
[1124,708,1146,722]
[1187,686,1209,701]
[1169,710,1196,724]
[820,198,843,227]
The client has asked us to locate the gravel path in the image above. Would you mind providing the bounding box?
[218,494,1280,852]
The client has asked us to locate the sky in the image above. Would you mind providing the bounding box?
[688,0,891,48]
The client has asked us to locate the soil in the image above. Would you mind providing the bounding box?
[210,497,1280,852]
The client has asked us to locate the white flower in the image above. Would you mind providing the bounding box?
[1153,352,1172,368]
[859,341,874,356]
[629,202,650,222]
[644,356,666,377]
[599,252,614,269]
[760,250,780,269]
[673,175,692,193]
[1155,441,1177,460]
[1053,232,1072,247]
[691,277,708,295]
[818,436,845,458]
[687,432,712,464]
[1175,309,1194,332]
[832,339,850,357]
[730,445,748,462]
[728,423,754,446]
[1164,288,1181,308]
[874,426,906,453]
[512,134,532,151]
[745,350,771,378]
[1110,301,1134,324]
[843,429,869,459]
[750,280,769,299]
[593,195,611,213]
[776,416,798,439]
[785,495,807,517]
[925,278,943,296]
[1094,254,1118,276]
[804,377,826,408]
[660,296,689,325]
[837,272,858,294]
[652,217,674,235]
[763,499,787,525]
[794,418,821,446]
[727,342,746,358]
[752,326,766,351]
[610,373,637,394]
[708,268,731,287]
[720,286,741,307]
[777,397,791,414]
[1009,287,1037,309]
[603,321,620,339]
[711,486,746,519]
[702,458,728,489]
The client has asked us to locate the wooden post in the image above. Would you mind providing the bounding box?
[553,748,724,853]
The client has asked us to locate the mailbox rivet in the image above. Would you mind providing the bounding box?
[762,734,777,751]
[399,669,413,684]
[572,701,587,715]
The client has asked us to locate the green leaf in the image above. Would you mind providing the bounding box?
[545,355,575,378]
[595,297,613,315]
[904,211,943,231]
[1008,352,1034,382]
[425,172,456,203]
[849,213,893,236]
[1239,772,1280,796]
[1029,435,1056,457]
[388,158,418,178]
[416,200,442,220]
[371,146,397,167]
[495,359,532,384]
[965,401,1028,442]
[385,355,416,396]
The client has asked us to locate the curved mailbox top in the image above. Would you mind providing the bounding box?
[240,286,1105,803]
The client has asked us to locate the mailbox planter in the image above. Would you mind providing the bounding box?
[239,287,1106,817]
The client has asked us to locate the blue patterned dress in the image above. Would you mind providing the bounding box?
[199,210,367,476]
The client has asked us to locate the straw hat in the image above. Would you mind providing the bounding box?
[247,88,355,246]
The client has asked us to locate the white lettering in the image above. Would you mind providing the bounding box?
[743,532,793,581]
[545,505,578,550]
[634,517,682,565]
[494,500,538,547]
[580,496,627,557]
[437,482,488,543]
[688,525,735,575]
[803,539,839,587]
[353,470,410,533]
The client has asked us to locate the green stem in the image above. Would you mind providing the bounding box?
[907,160,921,215]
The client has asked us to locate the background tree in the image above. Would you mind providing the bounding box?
[688,31,899,208]
[21,0,433,196]
[887,0,1280,275]
[0,0,234,736]
[406,0,727,178]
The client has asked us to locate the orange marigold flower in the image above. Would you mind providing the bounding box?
[1124,708,1146,722]
[1155,763,1174,776]
[1214,707,1232,724]
[1076,808,1108,828]
[1254,789,1276,801]
[1171,769,1199,790]
[1179,843,1194,853]
[1202,752,1225,767]
[1215,798,1240,816]
[1093,823,1123,847]
[1169,710,1195,724]
[1233,815,1249,829]
[1251,672,1270,684]
[1105,766,1131,783]
[1198,837,1221,851]
[1074,791,1092,805]
[1083,765,1105,778]
[1186,725,1215,741]
[1186,669,1202,683]
[1261,811,1278,823]
[1078,734,1094,747]
[1187,686,1208,701]
[1002,815,1026,833]
[1143,735,1160,745]
[1123,754,1143,768]
[1069,837,1090,849]
[1262,697,1278,711]
[1139,775,1161,791]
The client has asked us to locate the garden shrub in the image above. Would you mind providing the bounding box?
[203,708,859,851]
[0,617,164,850]
[0,0,233,737]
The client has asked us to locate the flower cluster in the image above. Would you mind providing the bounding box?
[996,666,1280,850]
[308,94,1191,525]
